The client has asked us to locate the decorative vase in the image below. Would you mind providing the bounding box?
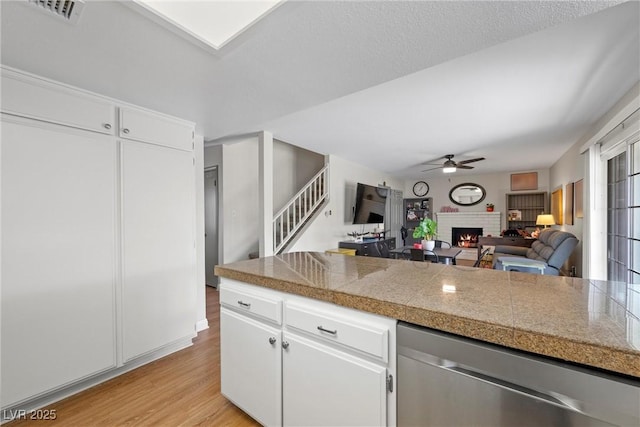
[486,206,494,212]
[422,240,435,251]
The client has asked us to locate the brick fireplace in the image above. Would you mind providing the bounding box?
[435,212,501,247]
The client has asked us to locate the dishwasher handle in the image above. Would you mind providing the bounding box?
[446,364,583,413]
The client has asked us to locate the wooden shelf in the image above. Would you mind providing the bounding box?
[505,192,548,229]
[403,197,432,245]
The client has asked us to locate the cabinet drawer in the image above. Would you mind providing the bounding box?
[1,69,115,134]
[119,107,194,151]
[220,286,282,325]
[285,301,389,363]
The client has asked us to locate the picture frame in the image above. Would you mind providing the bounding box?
[575,179,584,218]
[565,182,574,225]
[508,210,522,221]
[511,172,538,191]
[551,187,563,225]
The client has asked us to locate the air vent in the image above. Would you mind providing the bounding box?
[28,0,85,24]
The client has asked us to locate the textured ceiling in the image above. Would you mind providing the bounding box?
[1,1,638,179]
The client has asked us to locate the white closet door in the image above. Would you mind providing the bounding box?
[1,118,117,407]
[121,141,196,361]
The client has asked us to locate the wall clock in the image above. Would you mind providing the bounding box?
[413,181,429,197]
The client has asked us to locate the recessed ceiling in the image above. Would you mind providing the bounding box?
[133,0,284,50]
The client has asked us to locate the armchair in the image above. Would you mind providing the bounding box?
[493,228,578,275]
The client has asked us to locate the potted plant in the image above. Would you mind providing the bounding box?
[412,218,437,251]
[486,203,494,212]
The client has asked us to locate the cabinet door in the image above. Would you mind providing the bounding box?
[1,69,115,134]
[121,141,196,361]
[1,118,117,407]
[283,333,387,427]
[220,308,282,426]
[119,107,193,151]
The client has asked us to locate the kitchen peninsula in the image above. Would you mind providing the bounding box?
[215,252,640,426]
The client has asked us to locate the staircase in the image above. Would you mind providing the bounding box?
[273,165,329,254]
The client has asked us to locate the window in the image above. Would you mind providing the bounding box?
[630,141,640,284]
[607,150,628,283]
[588,108,639,280]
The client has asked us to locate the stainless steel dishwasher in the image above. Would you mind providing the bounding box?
[397,322,640,426]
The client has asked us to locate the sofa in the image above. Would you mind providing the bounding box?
[493,228,578,275]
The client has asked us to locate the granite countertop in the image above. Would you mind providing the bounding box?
[215,252,640,378]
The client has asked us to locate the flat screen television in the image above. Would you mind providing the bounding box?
[353,183,387,224]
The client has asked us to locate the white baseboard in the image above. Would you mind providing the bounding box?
[196,318,209,332]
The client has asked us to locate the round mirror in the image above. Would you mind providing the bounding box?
[449,183,486,206]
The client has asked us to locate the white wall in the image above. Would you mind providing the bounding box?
[194,134,207,330]
[204,144,223,273]
[273,140,325,212]
[405,169,550,230]
[219,136,260,263]
[291,154,404,252]
[548,141,586,277]
[204,144,222,169]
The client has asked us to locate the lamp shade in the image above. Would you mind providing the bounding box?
[536,214,556,226]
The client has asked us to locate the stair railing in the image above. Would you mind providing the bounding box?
[273,165,329,254]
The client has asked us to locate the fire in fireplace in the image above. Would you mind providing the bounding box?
[452,227,483,248]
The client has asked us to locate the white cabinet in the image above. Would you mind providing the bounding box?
[1,68,115,134]
[0,66,197,409]
[119,107,194,151]
[121,141,196,361]
[282,332,387,427]
[219,281,283,426]
[219,279,396,427]
[1,117,117,407]
[220,308,282,426]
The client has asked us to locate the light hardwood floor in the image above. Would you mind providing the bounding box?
[7,286,259,426]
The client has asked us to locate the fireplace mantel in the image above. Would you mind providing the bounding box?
[435,212,502,246]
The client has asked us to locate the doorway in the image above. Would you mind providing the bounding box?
[204,167,219,287]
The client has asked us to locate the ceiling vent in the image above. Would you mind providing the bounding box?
[28,0,85,24]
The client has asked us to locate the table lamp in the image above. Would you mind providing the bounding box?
[536,214,555,228]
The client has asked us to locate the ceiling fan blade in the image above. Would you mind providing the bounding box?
[421,166,443,172]
[456,157,485,165]
[457,165,474,169]
[420,155,448,165]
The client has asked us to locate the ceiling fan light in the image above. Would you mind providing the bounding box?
[443,159,457,173]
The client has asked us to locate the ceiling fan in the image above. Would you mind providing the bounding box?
[421,154,486,173]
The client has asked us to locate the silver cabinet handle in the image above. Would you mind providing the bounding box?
[103,123,112,130]
[237,300,251,308]
[317,326,337,335]
[269,337,276,345]
[282,341,290,349]
[122,128,130,134]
